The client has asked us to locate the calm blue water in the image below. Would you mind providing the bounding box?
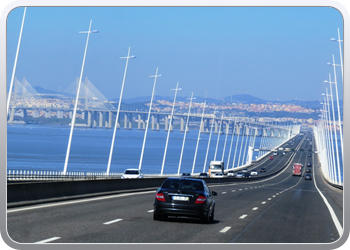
[7,124,266,174]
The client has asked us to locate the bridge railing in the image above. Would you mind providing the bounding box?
[313,126,343,187]
[7,170,121,181]
[6,170,199,182]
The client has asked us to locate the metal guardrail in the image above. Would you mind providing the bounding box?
[7,170,121,181]
[6,170,200,182]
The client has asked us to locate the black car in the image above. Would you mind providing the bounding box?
[306,169,311,173]
[305,174,312,180]
[260,168,266,172]
[181,173,191,177]
[307,163,312,167]
[153,178,217,223]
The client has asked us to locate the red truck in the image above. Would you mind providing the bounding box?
[293,163,302,176]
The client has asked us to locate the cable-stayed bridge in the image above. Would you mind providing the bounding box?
[7,77,298,139]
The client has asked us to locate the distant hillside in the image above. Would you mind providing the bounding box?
[33,86,61,95]
[31,86,342,109]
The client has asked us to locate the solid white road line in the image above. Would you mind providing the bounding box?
[313,173,343,236]
[34,237,61,243]
[103,218,123,225]
[220,227,231,233]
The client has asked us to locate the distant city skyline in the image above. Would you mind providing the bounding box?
[7,7,343,102]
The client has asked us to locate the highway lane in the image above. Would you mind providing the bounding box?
[6,133,343,244]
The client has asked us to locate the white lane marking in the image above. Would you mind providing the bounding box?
[239,189,242,191]
[252,207,258,210]
[34,237,61,243]
[231,190,236,192]
[8,190,156,213]
[268,198,272,200]
[239,214,248,219]
[262,201,266,204]
[222,192,227,194]
[220,227,231,233]
[313,172,343,236]
[147,210,154,213]
[103,218,123,225]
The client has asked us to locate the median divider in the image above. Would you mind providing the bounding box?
[7,178,168,208]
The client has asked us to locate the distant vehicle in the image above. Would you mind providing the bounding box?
[227,170,235,177]
[293,163,303,168]
[293,163,302,176]
[273,152,278,156]
[260,168,266,172]
[181,173,191,178]
[306,169,311,173]
[281,152,286,156]
[121,169,143,179]
[236,172,245,178]
[242,168,249,173]
[243,172,250,178]
[305,174,312,180]
[307,163,312,167]
[209,161,224,177]
[308,154,312,157]
[250,170,258,176]
[198,173,209,178]
[269,156,274,160]
[153,177,217,223]
[214,173,224,178]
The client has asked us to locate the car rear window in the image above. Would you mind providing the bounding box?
[124,170,139,174]
[162,179,204,191]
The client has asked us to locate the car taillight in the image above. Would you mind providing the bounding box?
[195,196,207,204]
[156,193,166,202]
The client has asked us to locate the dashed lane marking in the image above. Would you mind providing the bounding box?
[34,237,61,244]
[252,207,258,210]
[239,214,248,219]
[103,218,123,225]
[220,227,231,233]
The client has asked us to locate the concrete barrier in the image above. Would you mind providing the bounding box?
[7,178,168,208]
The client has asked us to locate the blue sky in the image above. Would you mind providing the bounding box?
[7,6,343,102]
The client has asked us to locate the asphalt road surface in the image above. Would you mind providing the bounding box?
[6,133,343,244]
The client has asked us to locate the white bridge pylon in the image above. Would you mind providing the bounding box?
[9,77,43,106]
[64,77,116,111]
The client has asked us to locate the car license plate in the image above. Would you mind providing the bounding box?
[172,196,189,201]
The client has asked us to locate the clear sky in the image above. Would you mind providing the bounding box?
[6,6,343,102]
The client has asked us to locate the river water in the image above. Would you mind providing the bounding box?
[7,124,342,182]
[7,124,267,174]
